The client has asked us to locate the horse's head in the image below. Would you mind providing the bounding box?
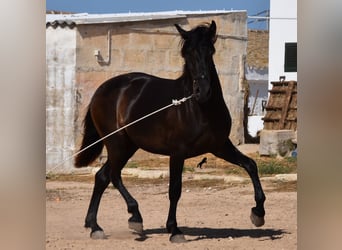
[175,21,217,103]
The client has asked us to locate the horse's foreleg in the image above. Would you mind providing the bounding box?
[166,156,187,243]
[85,162,110,239]
[213,140,266,227]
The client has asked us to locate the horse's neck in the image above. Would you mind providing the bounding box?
[209,66,226,104]
[210,66,223,95]
[179,63,229,116]
[178,69,194,95]
[207,66,231,117]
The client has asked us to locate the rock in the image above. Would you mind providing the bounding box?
[259,130,296,157]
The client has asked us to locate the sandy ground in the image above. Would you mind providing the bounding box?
[46,178,297,250]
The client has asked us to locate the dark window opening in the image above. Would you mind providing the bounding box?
[284,43,297,72]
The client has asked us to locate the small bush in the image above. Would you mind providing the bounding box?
[126,162,139,168]
[258,160,292,175]
[183,166,195,173]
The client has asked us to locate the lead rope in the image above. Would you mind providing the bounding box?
[47,94,193,175]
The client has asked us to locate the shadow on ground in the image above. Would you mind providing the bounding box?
[137,227,288,242]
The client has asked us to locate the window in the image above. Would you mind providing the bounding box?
[284,43,297,72]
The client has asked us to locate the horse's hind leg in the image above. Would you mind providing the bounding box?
[85,161,110,239]
[213,140,266,227]
[111,170,143,234]
[107,142,143,234]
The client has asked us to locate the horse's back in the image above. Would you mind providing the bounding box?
[88,72,178,135]
[92,72,176,100]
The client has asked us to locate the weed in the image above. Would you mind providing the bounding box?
[258,160,292,175]
[183,165,195,173]
[284,156,297,164]
[224,167,246,176]
[126,162,139,168]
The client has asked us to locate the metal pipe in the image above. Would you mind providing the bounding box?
[94,29,111,65]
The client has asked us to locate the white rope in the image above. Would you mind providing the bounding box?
[47,94,193,174]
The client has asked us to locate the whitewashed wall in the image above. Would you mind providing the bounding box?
[268,0,297,87]
[46,26,77,173]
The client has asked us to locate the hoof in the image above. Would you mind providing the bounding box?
[90,230,106,239]
[250,211,265,227]
[128,221,144,234]
[170,234,187,243]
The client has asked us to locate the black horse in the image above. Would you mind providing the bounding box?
[75,21,265,242]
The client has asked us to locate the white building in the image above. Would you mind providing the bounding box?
[245,30,269,138]
[247,0,297,137]
[268,0,297,86]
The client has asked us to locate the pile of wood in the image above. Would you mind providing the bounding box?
[263,78,297,130]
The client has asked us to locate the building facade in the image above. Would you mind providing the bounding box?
[245,30,269,137]
[268,0,297,86]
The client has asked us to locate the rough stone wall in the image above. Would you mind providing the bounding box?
[46,26,77,172]
[74,12,247,163]
[246,30,269,69]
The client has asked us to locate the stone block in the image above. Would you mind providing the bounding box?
[259,130,296,157]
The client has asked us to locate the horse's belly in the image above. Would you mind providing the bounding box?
[126,125,223,158]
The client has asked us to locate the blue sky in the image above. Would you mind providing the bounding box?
[46,0,270,30]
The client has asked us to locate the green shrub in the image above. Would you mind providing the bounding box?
[258,160,292,175]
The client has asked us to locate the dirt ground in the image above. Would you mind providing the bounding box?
[46,177,297,250]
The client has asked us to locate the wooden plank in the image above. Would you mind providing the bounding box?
[278,81,295,129]
[269,90,286,94]
[263,80,297,131]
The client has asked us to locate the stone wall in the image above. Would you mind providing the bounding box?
[246,30,269,69]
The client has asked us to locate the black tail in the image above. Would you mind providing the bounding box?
[74,108,104,167]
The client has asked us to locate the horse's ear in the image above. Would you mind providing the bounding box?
[209,20,217,43]
[175,24,188,39]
